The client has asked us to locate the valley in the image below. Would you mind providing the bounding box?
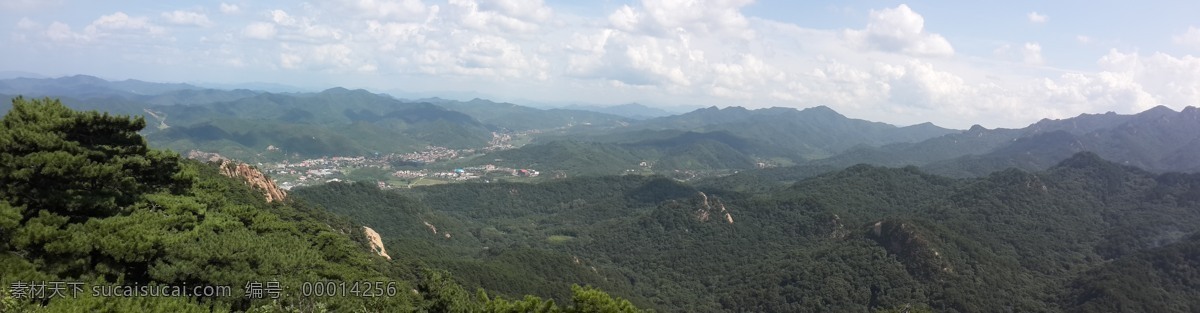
[4,76,1200,313]
[6,2,1198,312]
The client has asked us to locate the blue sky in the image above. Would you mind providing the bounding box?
[3,0,1199,128]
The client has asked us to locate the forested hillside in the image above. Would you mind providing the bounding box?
[0,97,647,312]
[452,131,765,176]
[629,106,956,160]
[296,151,1200,312]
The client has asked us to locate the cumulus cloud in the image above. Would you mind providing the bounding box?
[162,10,212,27]
[32,12,166,43]
[45,21,82,42]
[13,1,1200,129]
[1027,11,1047,23]
[335,0,430,21]
[270,9,297,26]
[1096,50,1200,109]
[277,43,378,73]
[448,0,553,34]
[608,0,754,39]
[844,4,954,57]
[1022,42,1043,65]
[85,12,165,36]
[1174,26,1200,50]
[219,3,240,14]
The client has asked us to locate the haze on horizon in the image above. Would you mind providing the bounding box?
[2,0,1199,129]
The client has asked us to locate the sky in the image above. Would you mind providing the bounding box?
[3,0,1200,129]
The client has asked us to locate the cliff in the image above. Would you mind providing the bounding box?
[866,219,953,280]
[362,226,391,260]
[218,159,287,202]
[694,192,734,224]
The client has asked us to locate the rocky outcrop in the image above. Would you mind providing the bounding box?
[186,150,226,163]
[219,160,287,202]
[829,214,850,239]
[867,219,953,280]
[694,192,734,224]
[362,226,391,260]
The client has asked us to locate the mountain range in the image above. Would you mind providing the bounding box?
[560,103,678,119]
[5,75,1200,312]
[6,75,1200,180]
[818,105,1200,177]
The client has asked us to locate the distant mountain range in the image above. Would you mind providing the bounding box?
[818,105,1200,176]
[470,105,959,174]
[0,76,635,161]
[5,75,1200,179]
[560,103,678,119]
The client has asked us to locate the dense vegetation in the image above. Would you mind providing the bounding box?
[452,132,763,176]
[296,152,1200,312]
[7,76,1200,312]
[0,97,646,312]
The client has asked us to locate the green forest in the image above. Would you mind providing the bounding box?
[0,97,647,312]
[294,153,1200,312]
[4,92,1200,313]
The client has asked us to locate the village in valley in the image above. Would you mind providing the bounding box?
[187,131,542,190]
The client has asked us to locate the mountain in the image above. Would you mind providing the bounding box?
[434,98,633,131]
[561,103,675,119]
[631,105,958,160]
[295,151,1200,312]
[447,105,955,176]
[0,75,203,99]
[820,105,1200,177]
[144,88,492,160]
[450,130,771,177]
[0,97,648,312]
[0,75,265,109]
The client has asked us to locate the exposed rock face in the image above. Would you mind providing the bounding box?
[867,219,953,280]
[362,226,391,260]
[219,160,287,202]
[694,192,734,224]
[829,214,849,239]
[186,150,226,163]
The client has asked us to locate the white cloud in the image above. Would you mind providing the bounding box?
[607,0,754,39]
[448,0,553,34]
[1027,11,1047,23]
[477,0,552,22]
[1096,50,1200,109]
[219,3,240,14]
[844,4,954,57]
[12,1,1200,130]
[335,0,429,21]
[1076,35,1091,44]
[162,10,212,27]
[45,21,81,42]
[242,22,276,39]
[1022,42,1043,65]
[1173,26,1200,50]
[280,52,302,69]
[85,12,166,36]
[270,9,297,26]
[16,17,39,30]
